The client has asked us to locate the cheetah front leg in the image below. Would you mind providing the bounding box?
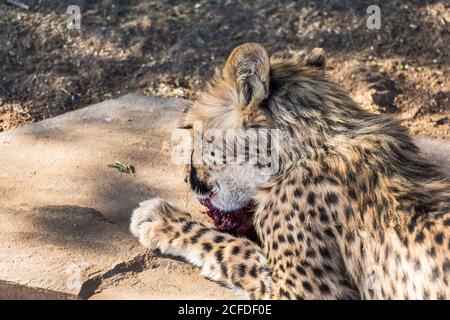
[130,198,275,299]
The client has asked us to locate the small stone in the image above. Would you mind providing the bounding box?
[436,117,448,126]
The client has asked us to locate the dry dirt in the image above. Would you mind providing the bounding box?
[0,0,449,138]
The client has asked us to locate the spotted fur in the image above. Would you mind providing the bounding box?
[131,43,450,299]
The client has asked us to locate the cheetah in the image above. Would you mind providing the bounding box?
[130,43,450,299]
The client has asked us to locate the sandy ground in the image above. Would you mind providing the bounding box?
[0,0,448,138]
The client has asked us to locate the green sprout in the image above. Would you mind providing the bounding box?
[108,161,135,174]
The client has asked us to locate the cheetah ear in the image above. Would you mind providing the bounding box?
[305,48,326,69]
[223,43,270,111]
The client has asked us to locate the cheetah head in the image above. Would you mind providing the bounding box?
[182,43,332,214]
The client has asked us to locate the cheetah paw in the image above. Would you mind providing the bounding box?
[130,198,169,239]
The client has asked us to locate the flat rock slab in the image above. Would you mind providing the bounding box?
[0,94,448,300]
[0,94,240,299]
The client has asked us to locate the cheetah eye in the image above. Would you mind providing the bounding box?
[246,124,262,129]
